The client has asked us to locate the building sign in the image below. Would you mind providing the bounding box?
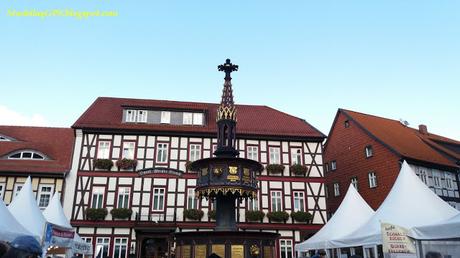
[44,222,75,248]
[138,167,184,177]
[381,222,416,258]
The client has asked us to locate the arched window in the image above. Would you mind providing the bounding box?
[7,150,47,160]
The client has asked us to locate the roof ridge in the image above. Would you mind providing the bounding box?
[0,125,71,130]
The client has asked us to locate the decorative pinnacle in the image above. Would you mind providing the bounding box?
[217,59,238,108]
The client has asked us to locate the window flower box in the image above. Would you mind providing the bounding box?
[94,159,113,171]
[245,210,265,222]
[290,164,308,176]
[116,158,137,170]
[110,208,132,220]
[86,208,108,220]
[291,211,313,223]
[183,209,204,221]
[208,210,216,220]
[267,211,289,222]
[266,164,285,174]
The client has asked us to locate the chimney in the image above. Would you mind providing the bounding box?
[419,124,428,134]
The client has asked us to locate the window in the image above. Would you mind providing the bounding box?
[433,174,441,187]
[189,144,202,162]
[80,237,93,258]
[183,113,193,125]
[324,185,329,198]
[193,113,203,125]
[152,188,165,211]
[344,120,350,128]
[368,172,377,188]
[187,188,197,209]
[96,237,110,258]
[113,238,128,258]
[117,187,130,209]
[333,183,340,196]
[137,110,148,123]
[97,141,111,159]
[418,169,428,184]
[212,144,218,157]
[330,160,337,171]
[351,177,358,190]
[8,151,45,160]
[365,145,373,158]
[291,149,302,165]
[446,175,453,189]
[293,192,305,212]
[279,239,293,258]
[13,184,23,199]
[269,147,281,164]
[91,187,105,208]
[37,185,54,208]
[247,146,259,161]
[122,142,135,159]
[125,110,136,122]
[156,143,169,163]
[0,135,13,141]
[248,198,259,211]
[0,183,5,200]
[160,111,171,123]
[270,191,282,212]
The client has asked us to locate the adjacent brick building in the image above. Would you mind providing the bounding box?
[324,109,460,216]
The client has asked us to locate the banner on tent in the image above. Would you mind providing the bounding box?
[44,223,75,248]
[381,222,416,258]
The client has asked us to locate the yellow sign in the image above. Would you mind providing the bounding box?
[227,175,240,182]
[229,166,238,175]
[182,245,191,258]
[214,167,223,176]
[231,245,244,258]
[243,168,250,176]
[212,244,226,258]
[195,245,207,258]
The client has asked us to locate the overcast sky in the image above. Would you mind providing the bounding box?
[1,1,459,140]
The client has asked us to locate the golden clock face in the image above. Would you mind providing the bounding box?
[229,166,238,175]
[213,167,223,176]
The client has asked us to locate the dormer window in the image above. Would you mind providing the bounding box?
[183,113,193,125]
[160,111,171,124]
[8,150,46,160]
[183,112,204,125]
[137,110,148,123]
[126,110,137,122]
[0,134,15,141]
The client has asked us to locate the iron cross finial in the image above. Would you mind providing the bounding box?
[218,58,238,80]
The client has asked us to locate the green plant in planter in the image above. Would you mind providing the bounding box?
[94,159,113,171]
[290,164,308,176]
[116,158,137,170]
[245,210,265,222]
[266,164,285,174]
[86,208,108,220]
[291,211,313,223]
[267,211,289,222]
[185,161,195,172]
[110,208,133,219]
[208,210,216,220]
[183,209,204,220]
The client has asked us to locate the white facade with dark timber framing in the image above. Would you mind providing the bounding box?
[63,97,327,258]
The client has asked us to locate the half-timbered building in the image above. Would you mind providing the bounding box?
[63,97,327,258]
[0,126,74,208]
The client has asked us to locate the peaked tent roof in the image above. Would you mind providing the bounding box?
[339,109,458,169]
[73,97,326,139]
[0,198,34,242]
[8,177,47,240]
[43,193,72,228]
[408,213,460,240]
[329,161,459,248]
[295,184,374,251]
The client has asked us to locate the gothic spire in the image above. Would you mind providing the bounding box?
[217,59,238,121]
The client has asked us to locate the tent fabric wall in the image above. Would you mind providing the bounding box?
[0,198,35,242]
[295,184,374,251]
[329,161,459,248]
[408,213,460,240]
[7,177,47,241]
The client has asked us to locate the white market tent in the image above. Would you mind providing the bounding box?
[295,184,374,251]
[408,213,460,240]
[43,193,93,256]
[0,198,35,242]
[8,177,47,241]
[329,161,459,248]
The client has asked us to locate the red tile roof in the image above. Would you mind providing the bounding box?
[0,126,75,174]
[341,109,459,168]
[73,97,325,139]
